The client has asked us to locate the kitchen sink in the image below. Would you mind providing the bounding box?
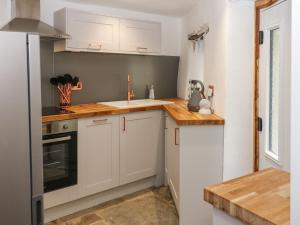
[98,99,174,108]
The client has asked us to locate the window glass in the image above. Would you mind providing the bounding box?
[268,28,280,157]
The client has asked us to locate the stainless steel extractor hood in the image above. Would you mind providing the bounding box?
[1,0,70,40]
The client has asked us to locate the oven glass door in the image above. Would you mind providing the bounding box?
[43,131,77,193]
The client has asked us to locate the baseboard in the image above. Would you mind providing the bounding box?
[44,176,157,223]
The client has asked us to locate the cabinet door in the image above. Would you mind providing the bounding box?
[67,9,119,52]
[167,117,180,211]
[78,116,119,196]
[120,111,163,185]
[120,19,161,54]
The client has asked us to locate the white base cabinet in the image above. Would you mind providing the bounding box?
[166,115,180,211]
[78,116,120,196]
[45,111,164,210]
[45,109,223,225]
[165,116,224,225]
[120,111,164,185]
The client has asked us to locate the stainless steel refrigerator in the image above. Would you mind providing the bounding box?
[0,31,43,225]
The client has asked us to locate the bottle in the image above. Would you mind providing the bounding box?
[149,85,155,99]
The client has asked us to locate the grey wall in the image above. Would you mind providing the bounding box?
[41,41,179,107]
[41,40,56,107]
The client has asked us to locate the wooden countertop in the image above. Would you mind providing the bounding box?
[42,98,225,126]
[162,98,224,126]
[204,168,290,225]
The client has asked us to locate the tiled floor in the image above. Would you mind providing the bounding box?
[46,187,179,225]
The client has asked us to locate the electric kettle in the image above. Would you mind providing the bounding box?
[187,80,205,112]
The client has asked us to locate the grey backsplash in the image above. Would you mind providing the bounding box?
[41,40,179,107]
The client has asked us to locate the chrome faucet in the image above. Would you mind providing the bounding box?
[127,74,134,101]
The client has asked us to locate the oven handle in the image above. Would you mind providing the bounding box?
[43,136,71,144]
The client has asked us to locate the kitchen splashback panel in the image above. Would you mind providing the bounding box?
[41,41,179,107]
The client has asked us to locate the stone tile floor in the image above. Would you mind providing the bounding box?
[46,187,179,225]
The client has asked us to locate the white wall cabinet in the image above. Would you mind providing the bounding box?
[54,8,162,55]
[119,19,161,54]
[54,8,119,52]
[120,111,164,185]
[166,116,180,211]
[78,116,120,196]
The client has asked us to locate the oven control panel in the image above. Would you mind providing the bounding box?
[43,119,77,135]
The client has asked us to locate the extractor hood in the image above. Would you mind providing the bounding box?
[1,0,70,40]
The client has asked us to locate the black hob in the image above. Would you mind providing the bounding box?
[42,107,74,116]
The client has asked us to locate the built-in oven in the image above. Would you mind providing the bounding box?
[42,119,78,193]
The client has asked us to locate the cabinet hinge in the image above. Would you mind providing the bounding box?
[258,117,263,132]
[259,31,264,45]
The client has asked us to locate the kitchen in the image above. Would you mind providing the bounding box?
[0,0,299,225]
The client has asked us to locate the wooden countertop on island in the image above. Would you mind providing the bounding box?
[204,168,290,225]
[42,98,225,126]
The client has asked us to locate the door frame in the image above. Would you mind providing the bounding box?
[254,0,279,171]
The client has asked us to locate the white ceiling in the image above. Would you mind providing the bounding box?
[64,0,200,16]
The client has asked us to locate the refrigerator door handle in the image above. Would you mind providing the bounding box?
[32,195,43,225]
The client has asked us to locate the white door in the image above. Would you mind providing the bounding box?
[259,0,290,171]
[120,111,163,185]
[78,116,120,196]
[67,9,119,51]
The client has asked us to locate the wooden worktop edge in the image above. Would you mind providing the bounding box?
[204,187,275,225]
[204,169,288,225]
[42,99,225,125]
[42,105,162,123]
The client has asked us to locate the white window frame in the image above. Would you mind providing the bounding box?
[260,18,285,166]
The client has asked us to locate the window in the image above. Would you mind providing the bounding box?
[268,28,280,158]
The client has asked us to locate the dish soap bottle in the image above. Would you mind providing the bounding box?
[149,85,155,99]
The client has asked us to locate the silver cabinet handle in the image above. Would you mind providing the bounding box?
[165,116,168,130]
[93,119,108,124]
[175,128,179,146]
[86,119,108,127]
[137,47,148,52]
[88,43,102,50]
[43,136,71,144]
[123,117,126,131]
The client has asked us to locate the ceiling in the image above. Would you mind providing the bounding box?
[64,0,200,16]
